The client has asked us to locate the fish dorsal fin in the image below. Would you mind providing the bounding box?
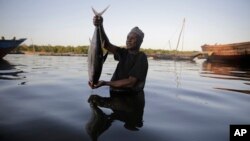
[92,5,110,16]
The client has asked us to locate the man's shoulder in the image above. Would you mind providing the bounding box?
[138,51,147,56]
[113,47,127,60]
[116,47,127,51]
[138,51,148,60]
[116,47,128,55]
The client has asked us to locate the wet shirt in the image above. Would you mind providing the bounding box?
[111,48,148,91]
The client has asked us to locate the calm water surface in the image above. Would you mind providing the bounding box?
[0,54,249,141]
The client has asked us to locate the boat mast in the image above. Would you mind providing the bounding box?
[175,18,185,51]
[168,40,172,50]
[31,38,35,54]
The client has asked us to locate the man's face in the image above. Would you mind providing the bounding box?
[126,32,140,50]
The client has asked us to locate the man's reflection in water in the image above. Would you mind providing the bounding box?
[86,90,145,141]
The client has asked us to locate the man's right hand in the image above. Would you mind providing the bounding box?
[93,15,103,26]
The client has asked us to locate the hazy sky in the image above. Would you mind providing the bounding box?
[0,0,249,51]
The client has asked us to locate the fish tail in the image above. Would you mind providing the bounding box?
[92,5,110,16]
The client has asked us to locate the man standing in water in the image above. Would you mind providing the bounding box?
[89,15,148,92]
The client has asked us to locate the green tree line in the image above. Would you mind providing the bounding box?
[17,44,89,54]
[16,44,197,55]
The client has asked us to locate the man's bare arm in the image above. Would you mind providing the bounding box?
[93,16,118,54]
[89,76,137,89]
[105,76,137,88]
[99,25,118,54]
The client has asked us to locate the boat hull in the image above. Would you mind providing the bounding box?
[150,53,201,61]
[204,55,250,63]
[0,38,26,59]
[201,42,250,62]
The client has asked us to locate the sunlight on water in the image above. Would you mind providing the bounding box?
[0,55,250,141]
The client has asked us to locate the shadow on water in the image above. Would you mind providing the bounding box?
[86,90,145,141]
[0,59,13,70]
[0,59,25,81]
[201,60,250,94]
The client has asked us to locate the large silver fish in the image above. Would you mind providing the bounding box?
[88,6,109,85]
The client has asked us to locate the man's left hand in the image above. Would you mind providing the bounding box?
[88,81,106,89]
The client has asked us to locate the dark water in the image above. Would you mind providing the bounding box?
[0,54,249,141]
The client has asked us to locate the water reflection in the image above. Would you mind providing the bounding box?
[201,61,250,80]
[0,59,13,70]
[201,61,250,94]
[86,90,145,141]
[0,59,25,81]
[172,60,197,88]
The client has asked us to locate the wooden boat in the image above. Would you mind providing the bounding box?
[201,42,250,62]
[150,53,201,61]
[0,37,26,59]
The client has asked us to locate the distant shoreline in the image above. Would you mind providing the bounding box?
[38,52,88,57]
[11,51,203,60]
[12,45,201,59]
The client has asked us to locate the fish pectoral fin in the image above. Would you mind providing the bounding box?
[101,40,108,64]
[103,51,109,64]
[101,39,106,49]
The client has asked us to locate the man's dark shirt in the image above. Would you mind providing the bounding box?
[111,47,148,91]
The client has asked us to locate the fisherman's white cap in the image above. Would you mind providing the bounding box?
[129,26,144,40]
